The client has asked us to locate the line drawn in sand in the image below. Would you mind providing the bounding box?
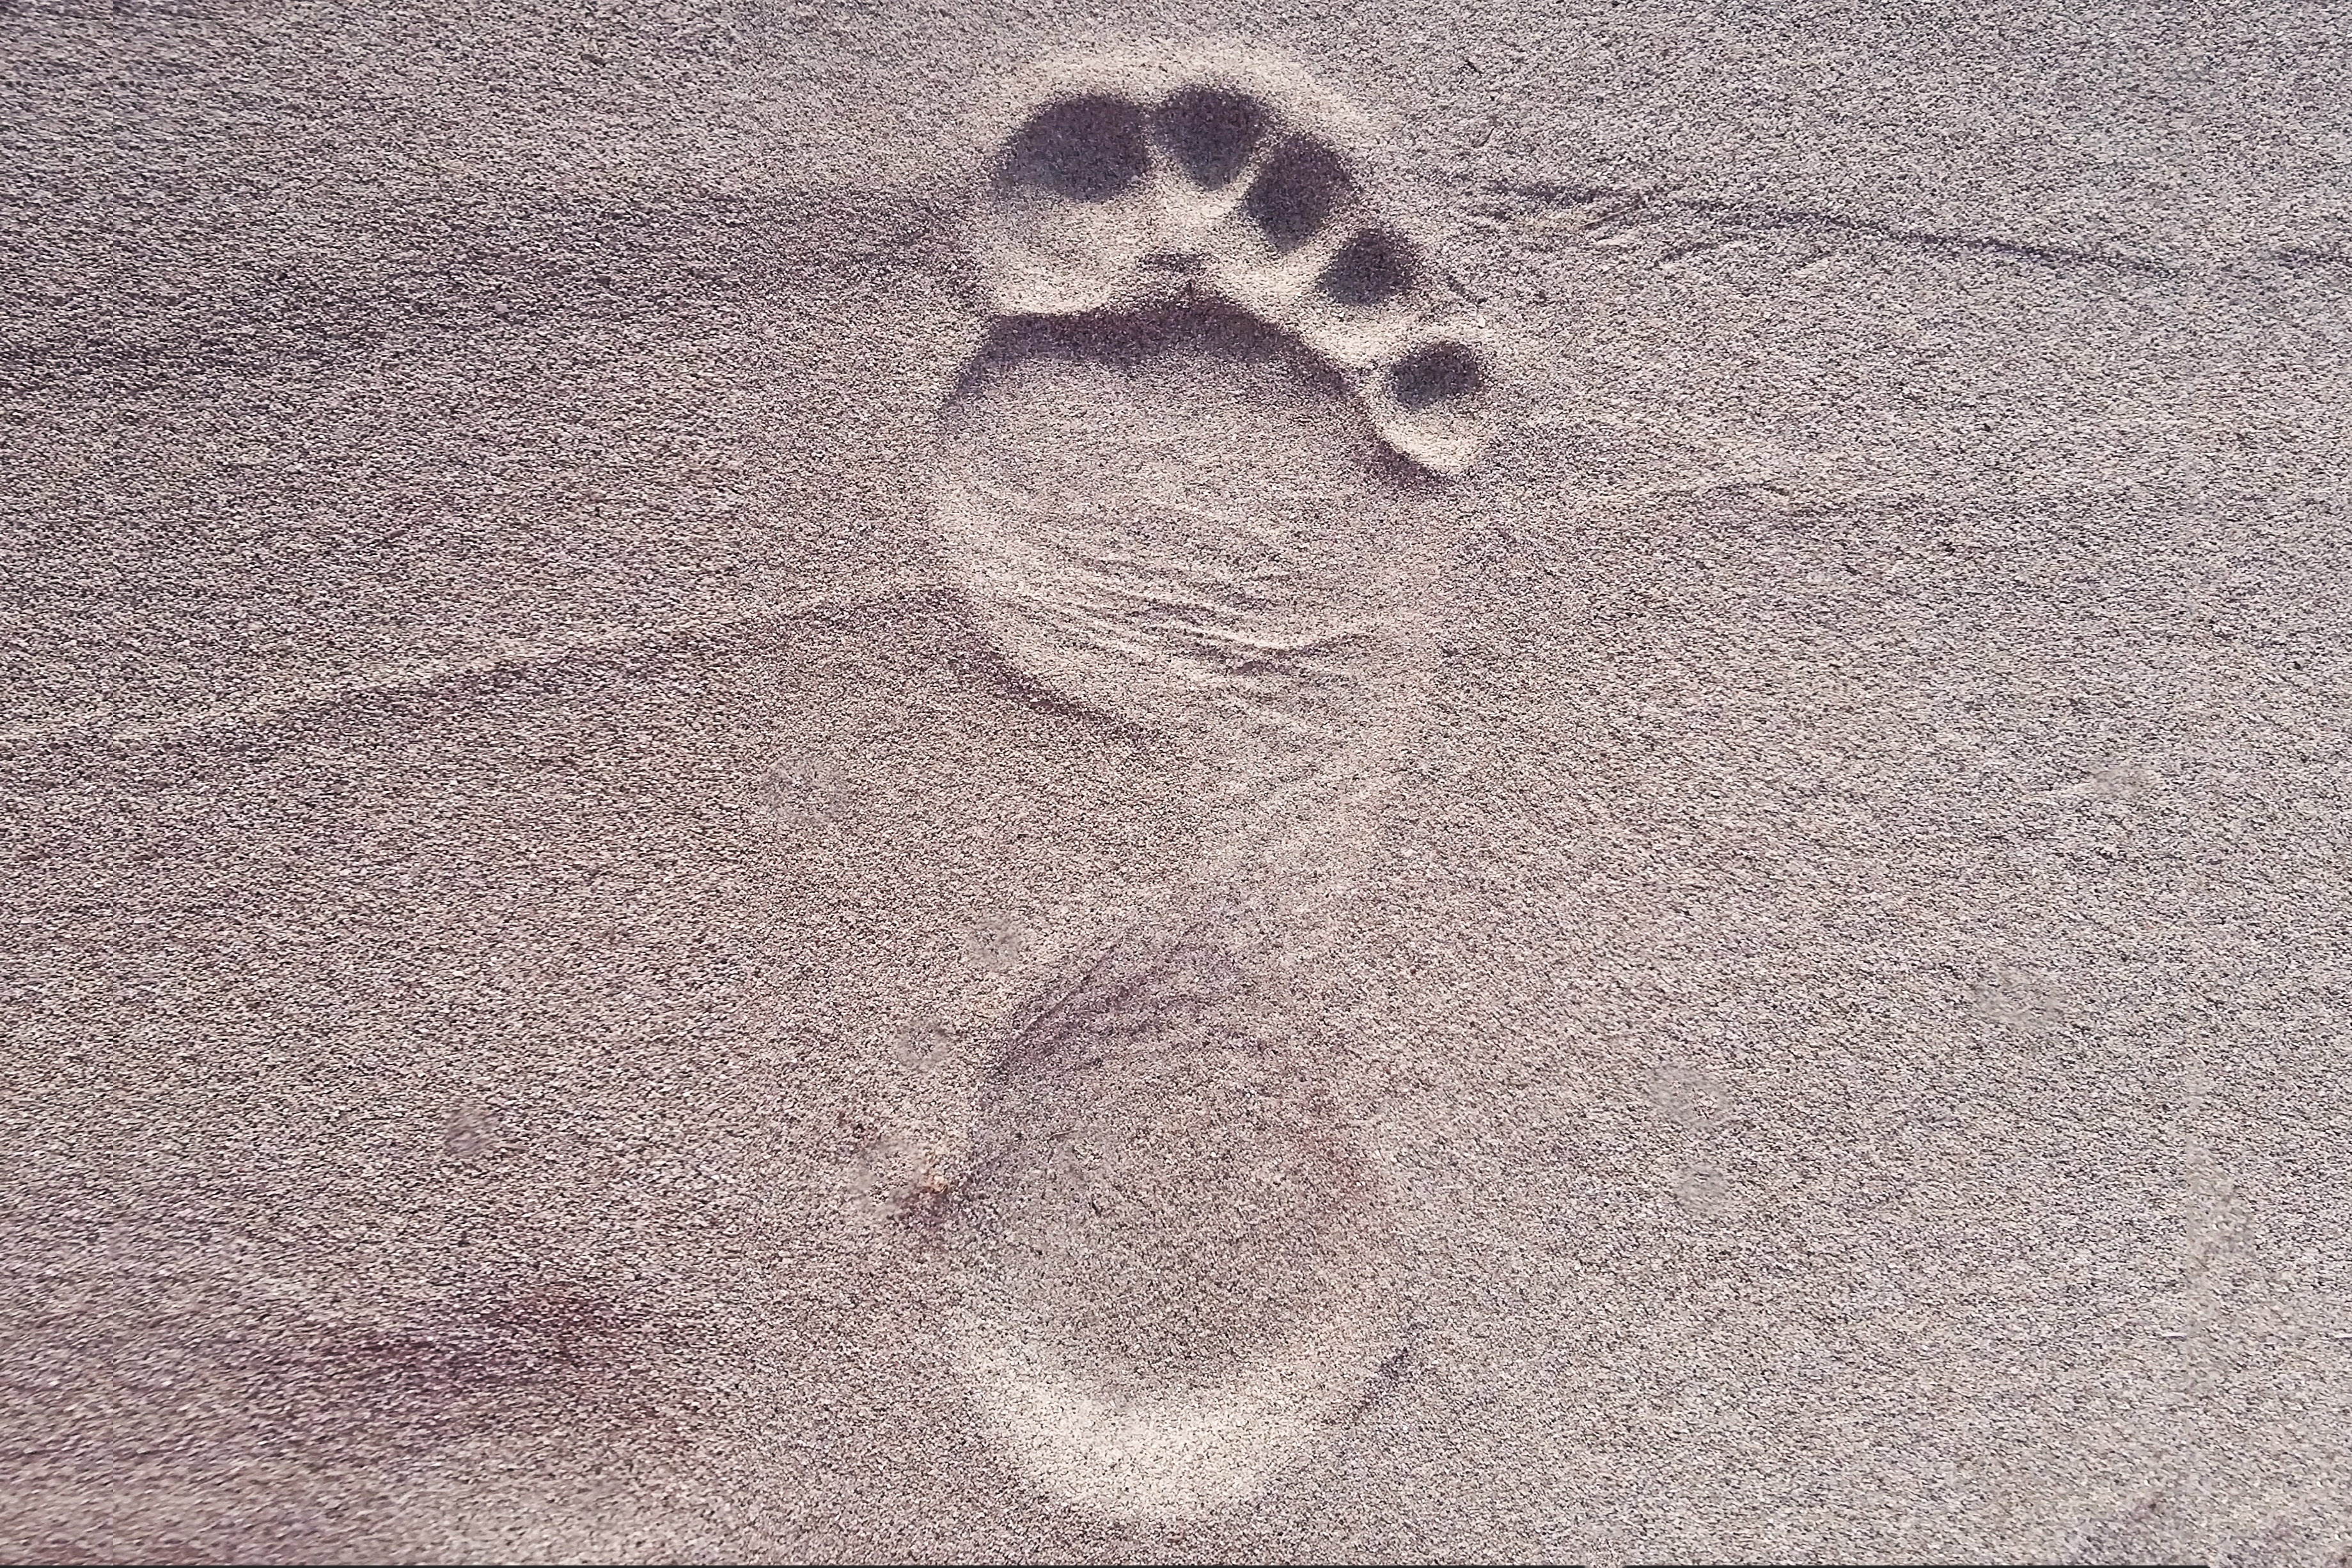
[928,47,1495,1523]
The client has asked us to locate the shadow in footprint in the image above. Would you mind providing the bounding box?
[1241,139,1351,254]
[1317,228,1417,309]
[1152,86,1266,190]
[1389,339,1486,411]
[964,56,1493,472]
[997,96,1152,201]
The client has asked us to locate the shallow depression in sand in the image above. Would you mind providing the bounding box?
[953,1054,1385,1392]
[927,49,1489,1525]
[932,303,1425,754]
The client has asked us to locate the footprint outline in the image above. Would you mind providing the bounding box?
[929,48,1491,1525]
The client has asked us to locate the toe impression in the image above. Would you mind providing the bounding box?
[967,56,1495,476]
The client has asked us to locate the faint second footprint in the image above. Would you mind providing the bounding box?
[932,48,1493,1523]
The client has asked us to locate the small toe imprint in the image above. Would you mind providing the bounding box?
[1317,228,1417,310]
[1370,336,1492,475]
[1237,138,1352,256]
[1152,86,1266,191]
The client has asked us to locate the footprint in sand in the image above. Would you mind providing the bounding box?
[928,51,1493,1523]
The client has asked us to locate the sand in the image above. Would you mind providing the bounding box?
[4,1,2349,1562]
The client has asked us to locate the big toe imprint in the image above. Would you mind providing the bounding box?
[932,52,1487,1523]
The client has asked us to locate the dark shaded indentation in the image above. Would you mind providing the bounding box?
[1317,228,1415,308]
[997,96,1151,202]
[1390,341,1485,411]
[232,1278,699,1461]
[949,294,1351,411]
[1241,140,1349,253]
[308,1287,632,1407]
[1151,87,1264,189]
[1350,1326,1422,1417]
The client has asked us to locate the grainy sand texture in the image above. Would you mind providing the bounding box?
[4,1,2349,1562]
